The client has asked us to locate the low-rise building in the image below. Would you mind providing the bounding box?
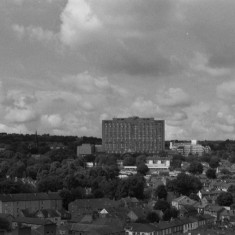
[0,193,62,217]
[77,144,95,157]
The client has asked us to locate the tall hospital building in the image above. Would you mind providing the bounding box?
[102,117,165,154]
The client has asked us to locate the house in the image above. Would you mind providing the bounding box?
[70,223,125,235]
[68,198,120,221]
[13,217,57,235]
[179,205,198,218]
[125,223,157,235]
[155,220,184,235]
[204,205,225,221]
[34,209,61,225]
[172,196,197,210]
[146,157,172,173]
[0,193,62,217]
[127,207,149,222]
[219,209,235,223]
[120,197,140,208]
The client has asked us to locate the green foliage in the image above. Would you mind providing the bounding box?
[163,207,178,221]
[146,212,160,223]
[188,161,203,175]
[123,156,136,166]
[228,184,235,194]
[45,149,76,162]
[155,185,167,200]
[37,176,63,192]
[137,163,149,175]
[220,168,231,175]
[206,168,216,179]
[0,179,35,194]
[171,155,185,169]
[0,217,11,231]
[166,173,202,196]
[115,175,145,200]
[189,193,200,202]
[209,156,220,168]
[136,155,146,166]
[217,192,233,206]
[229,152,235,163]
[154,199,170,212]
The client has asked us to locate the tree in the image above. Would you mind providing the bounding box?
[136,155,146,166]
[137,163,149,175]
[220,168,231,175]
[0,217,11,231]
[155,185,167,200]
[229,152,235,163]
[115,175,145,199]
[146,212,160,223]
[59,189,74,210]
[228,184,235,194]
[209,156,220,168]
[189,193,200,202]
[188,161,203,175]
[123,156,136,166]
[217,192,233,206]
[206,168,216,179]
[154,200,170,213]
[37,176,63,192]
[166,173,202,196]
[163,208,178,221]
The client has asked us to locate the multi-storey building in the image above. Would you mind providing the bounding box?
[102,117,165,154]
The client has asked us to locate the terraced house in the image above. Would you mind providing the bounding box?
[0,193,62,217]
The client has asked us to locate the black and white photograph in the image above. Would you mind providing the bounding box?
[0,1,235,234]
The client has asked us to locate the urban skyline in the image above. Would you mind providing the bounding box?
[0,1,235,141]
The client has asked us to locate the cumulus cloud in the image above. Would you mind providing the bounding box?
[60,0,102,46]
[217,80,235,101]
[157,88,191,107]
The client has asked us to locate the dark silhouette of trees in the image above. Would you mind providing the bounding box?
[188,161,203,175]
[154,200,170,212]
[166,173,202,196]
[217,192,233,206]
[155,185,167,200]
[209,156,220,168]
[146,212,160,223]
[206,168,216,179]
[137,163,149,175]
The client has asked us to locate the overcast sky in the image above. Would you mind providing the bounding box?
[0,0,235,140]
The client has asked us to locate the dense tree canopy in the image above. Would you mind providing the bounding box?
[166,173,202,196]
[217,192,233,206]
[155,185,167,200]
[137,163,149,175]
[206,168,216,179]
[154,199,170,212]
[209,156,220,169]
[188,161,203,175]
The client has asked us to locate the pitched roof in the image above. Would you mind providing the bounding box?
[126,223,158,232]
[13,217,55,225]
[69,198,120,210]
[0,193,61,202]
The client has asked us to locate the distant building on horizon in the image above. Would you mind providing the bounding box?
[170,140,211,157]
[102,117,165,154]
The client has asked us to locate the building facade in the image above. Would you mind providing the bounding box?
[77,144,95,156]
[170,140,211,157]
[102,117,165,154]
[0,193,62,217]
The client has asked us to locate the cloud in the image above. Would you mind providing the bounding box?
[5,107,38,123]
[60,0,102,46]
[12,24,57,43]
[217,80,235,102]
[157,88,191,107]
